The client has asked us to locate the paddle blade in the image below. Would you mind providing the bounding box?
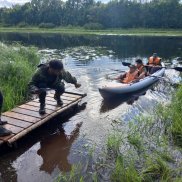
[174,67,182,72]
[122,62,131,66]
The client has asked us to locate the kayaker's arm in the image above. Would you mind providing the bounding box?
[115,73,126,81]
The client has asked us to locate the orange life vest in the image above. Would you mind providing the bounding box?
[148,56,161,65]
[122,70,138,84]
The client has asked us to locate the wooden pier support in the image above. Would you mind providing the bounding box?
[0,91,86,146]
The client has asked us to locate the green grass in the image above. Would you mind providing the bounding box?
[142,157,173,182]
[0,27,182,36]
[169,86,182,146]
[107,132,123,155]
[0,43,39,111]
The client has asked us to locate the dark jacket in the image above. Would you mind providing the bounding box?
[29,64,77,89]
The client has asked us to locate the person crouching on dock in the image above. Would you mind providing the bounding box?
[29,60,81,115]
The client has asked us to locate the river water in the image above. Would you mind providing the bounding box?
[0,33,182,182]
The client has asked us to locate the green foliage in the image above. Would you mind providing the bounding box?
[169,86,182,146]
[18,22,28,27]
[142,157,173,181]
[107,132,123,155]
[127,133,143,151]
[83,23,103,30]
[0,0,182,28]
[39,23,56,29]
[56,164,84,182]
[111,156,142,182]
[0,43,39,111]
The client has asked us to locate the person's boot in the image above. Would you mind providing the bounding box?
[0,126,12,137]
[0,118,7,125]
[39,103,46,115]
[54,94,63,106]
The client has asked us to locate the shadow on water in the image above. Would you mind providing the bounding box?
[37,122,82,173]
[100,87,149,113]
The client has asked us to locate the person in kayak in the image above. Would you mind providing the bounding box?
[29,60,81,115]
[135,59,147,79]
[116,64,139,84]
[147,53,162,74]
[0,91,12,137]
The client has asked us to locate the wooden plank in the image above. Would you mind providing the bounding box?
[0,140,3,145]
[2,112,40,123]
[46,96,75,103]
[7,99,82,144]
[47,94,78,101]
[12,108,49,118]
[33,98,72,106]
[0,134,14,142]
[1,116,32,128]
[18,104,52,113]
[27,101,57,110]
[63,92,82,98]
[3,124,24,134]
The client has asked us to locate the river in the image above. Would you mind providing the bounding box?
[0,33,182,182]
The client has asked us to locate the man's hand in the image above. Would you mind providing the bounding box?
[75,83,81,88]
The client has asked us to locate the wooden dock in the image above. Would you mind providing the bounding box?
[0,91,86,146]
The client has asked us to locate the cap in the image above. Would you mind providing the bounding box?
[49,60,63,70]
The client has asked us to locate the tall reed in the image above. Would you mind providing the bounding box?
[0,43,39,111]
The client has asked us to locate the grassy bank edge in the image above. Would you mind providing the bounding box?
[0,27,182,36]
[56,86,182,182]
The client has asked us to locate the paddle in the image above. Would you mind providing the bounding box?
[121,62,182,72]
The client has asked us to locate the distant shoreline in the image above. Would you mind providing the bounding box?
[0,27,182,37]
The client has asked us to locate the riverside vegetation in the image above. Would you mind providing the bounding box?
[0,43,39,111]
[57,86,182,182]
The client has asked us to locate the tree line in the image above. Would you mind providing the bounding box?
[0,0,182,29]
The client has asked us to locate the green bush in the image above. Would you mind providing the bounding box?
[39,23,56,28]
[0,43,39,111]
[83,23,103,30]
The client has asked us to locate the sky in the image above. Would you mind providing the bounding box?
[0,0,107,7]
[0,0,30,8]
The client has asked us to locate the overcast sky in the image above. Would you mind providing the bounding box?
[0,0,108,7]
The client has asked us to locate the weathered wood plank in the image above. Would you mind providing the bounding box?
[1,116,32,128]
[7,99,82,144]
[0,140,3,145]
[63,92,81,99]
[47,94,78,101]
[0,91,86,146]
[12,108,49,118]
[34,99,72,106]
[2,112,40,123]
[27,101,57,110]
[18,104,53,113]
[0,134,14,142]
[3,124,24,134]
[46,96,74,103]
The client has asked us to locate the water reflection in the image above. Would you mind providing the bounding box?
[100,89,147,113]
[0,32,182,59]
[37,122,82,173]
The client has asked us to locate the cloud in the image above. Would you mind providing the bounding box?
[0,0,30,8]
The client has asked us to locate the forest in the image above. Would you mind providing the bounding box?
[0,0,182,29]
